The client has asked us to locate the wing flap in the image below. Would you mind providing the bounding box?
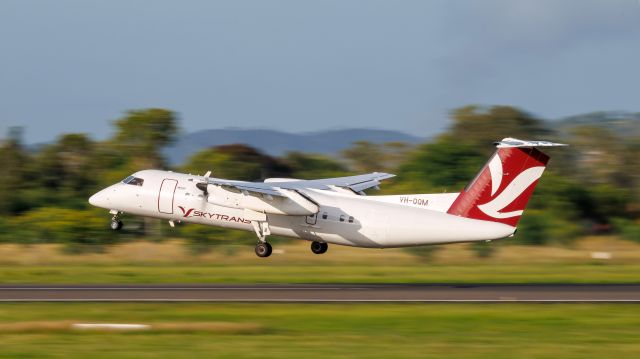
[349,180,381,192]
[208,180,285,197]
[204,172,395,196]
[299,172,395,192]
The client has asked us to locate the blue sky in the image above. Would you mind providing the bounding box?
[1,0,639,143]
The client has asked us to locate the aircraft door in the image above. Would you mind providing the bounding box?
[158,179,178,214]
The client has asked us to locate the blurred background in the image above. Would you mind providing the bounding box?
[1,1,640,358]
[1,0,639,259]
[1,105,639,255]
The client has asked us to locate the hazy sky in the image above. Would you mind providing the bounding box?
[1,0,639,143]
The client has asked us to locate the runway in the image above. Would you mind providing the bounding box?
[0,284,639,302]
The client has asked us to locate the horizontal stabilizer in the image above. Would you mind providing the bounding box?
[494,138,568,148]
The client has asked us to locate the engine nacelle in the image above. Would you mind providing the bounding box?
[206,185,318,216]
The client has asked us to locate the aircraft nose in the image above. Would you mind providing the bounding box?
[88,189,110,208]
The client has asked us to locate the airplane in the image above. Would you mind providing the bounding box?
[88,138,566,257]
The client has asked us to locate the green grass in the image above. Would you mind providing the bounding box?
[0,238,638,284]
[0,263,639,284]
[0,303,638,358]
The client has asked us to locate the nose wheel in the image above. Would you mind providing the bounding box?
[110,219,123,231]
[255,242,272,258]
[110,212,123,231]
[311,241,328,254]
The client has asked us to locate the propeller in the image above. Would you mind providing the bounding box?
[196,170,212,196]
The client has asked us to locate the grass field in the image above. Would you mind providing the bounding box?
[0,303,638,358]
[0,239,637,358]
[0,237,638,283]
[1,263,640,284]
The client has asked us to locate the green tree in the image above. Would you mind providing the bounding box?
[381,141,414,171]
[182,144,291,181]
[567,126,630,187]
[0,127,30,214]
[112,108,179,168]
[284,152,350,179]
[623,138,640,219]
[341,141,414,173]
[515,209,581,245]
[391,136,485,193]
[341,141,384,172]
[26,133,98,209]
[450,105,551,149]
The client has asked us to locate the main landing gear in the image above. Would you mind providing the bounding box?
[311,241,328,254]
[110,211,123,231]
[250,214,273,258]
[247,212,327,257]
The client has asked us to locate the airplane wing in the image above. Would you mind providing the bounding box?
[293,172,396,193]
[205,172,395,196]
[198,172,395,217]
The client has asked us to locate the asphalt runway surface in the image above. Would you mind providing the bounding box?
[0,284,639,302]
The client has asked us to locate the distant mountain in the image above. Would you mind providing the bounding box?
[552,111,640,138]
[164,128,424,165]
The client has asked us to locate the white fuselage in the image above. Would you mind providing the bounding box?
[89,170,516,248]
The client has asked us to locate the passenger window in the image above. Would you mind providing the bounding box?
[322,212,328,220]
[339,215,345,222]
[348,216,354,223]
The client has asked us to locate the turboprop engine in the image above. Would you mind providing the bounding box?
[200,184,319,216]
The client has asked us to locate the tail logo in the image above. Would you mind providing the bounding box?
[477,154,544,219]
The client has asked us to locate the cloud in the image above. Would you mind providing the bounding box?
[442,0,640,51]
[432,0,640,108]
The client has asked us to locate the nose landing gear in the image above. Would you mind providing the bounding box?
[311,241,328,254]
[110,211,123,231]
[110,220,123,231]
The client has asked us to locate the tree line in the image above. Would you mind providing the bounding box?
[0,106,638,251]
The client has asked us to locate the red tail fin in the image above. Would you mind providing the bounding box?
[447,141,558,227]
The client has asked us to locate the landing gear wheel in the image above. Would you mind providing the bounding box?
[255,242,273,258]
[311,241,328,254]
[110,220,123,231]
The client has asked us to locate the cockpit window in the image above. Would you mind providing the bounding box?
[122,176,144,186]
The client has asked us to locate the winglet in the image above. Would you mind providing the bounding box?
[493,138,568,148]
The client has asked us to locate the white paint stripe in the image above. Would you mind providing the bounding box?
[488,153,503,196]
[478,166,544,219]
[73,323,150,330]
